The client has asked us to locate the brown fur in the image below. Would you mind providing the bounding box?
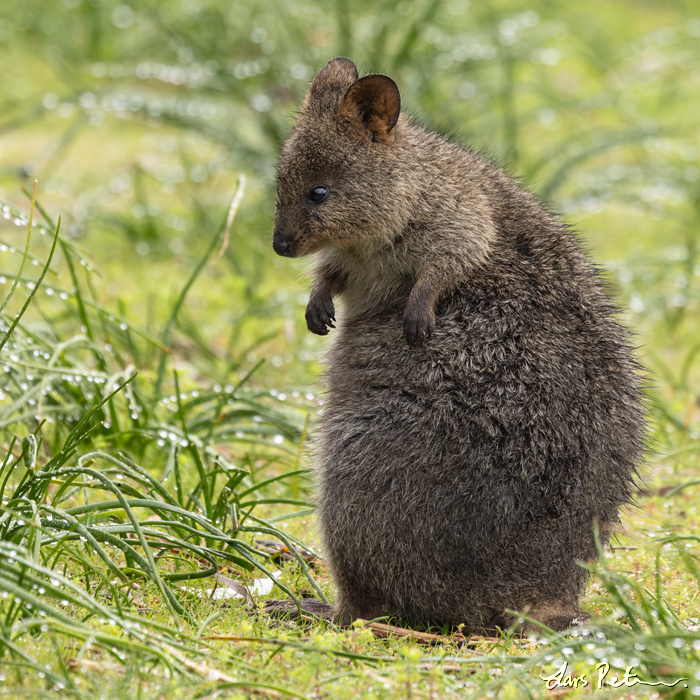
[272,58,645,633]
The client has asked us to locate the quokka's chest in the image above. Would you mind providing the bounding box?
[335,249,419,318]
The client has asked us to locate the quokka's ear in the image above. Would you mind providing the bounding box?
[306,57,359,110]
[338,74,401,143]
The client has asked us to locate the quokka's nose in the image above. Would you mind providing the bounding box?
[273,230,294,257]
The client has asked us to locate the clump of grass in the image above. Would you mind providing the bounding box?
[0,188,325,695]
[476,532,700,698]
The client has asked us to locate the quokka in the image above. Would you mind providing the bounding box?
[271,57,645,632]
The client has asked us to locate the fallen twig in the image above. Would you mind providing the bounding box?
[356,619,492,650]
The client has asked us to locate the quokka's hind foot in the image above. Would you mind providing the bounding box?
[505,600,590,636]
[263,598,349,625]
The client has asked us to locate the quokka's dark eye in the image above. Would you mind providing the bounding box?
[308,185,329,203]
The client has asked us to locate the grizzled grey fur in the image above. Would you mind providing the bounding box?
[272,57,645,632]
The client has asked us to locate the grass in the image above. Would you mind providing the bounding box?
[0,188,324,696]
[1,0,700,697]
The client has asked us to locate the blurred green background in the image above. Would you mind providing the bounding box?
[1,1,700,696]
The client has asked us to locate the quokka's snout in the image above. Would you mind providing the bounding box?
[272,227,295,257]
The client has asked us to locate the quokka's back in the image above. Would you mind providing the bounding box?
[272,57,645,632]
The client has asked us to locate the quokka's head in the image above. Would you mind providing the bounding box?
[273,57,407,258]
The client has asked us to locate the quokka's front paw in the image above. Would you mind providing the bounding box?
[306,297,336,335]
[403,303,435,346]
